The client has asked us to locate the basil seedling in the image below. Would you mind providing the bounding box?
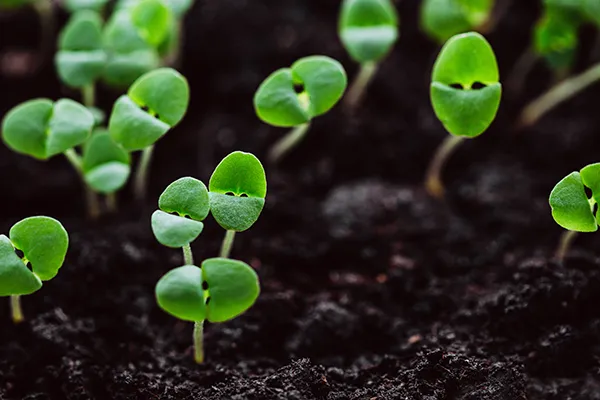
[0,217,68,323]
[55,10,107,107]
[209,152,267,258]
[339,0,399,108]
[254,56,347,163]
[549,163,600,262]
[152,177,210,264]
[420,0,494,43]
[108,67,190,199]
[426,32,501,198]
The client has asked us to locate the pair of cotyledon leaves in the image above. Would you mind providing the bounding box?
[431,32,501,138]
[550,164,600,233]
[421,0,494,43]
[152,152,267,248]
[338,0,399,64]
[0,217,68,297]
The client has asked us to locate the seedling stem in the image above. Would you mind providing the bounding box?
[268,123,311,164]
[183,243,193,265]
[193,320,204,364]
[64,148,101,219]
[519,63,600,128]
[345,62,378,109]
[135,145,155,200]
[105,193,117,213]
[556,230,578,263]
[82,84,95,108]
[425,135,464,199]
[10,295,23,324]
[220,230,236,259]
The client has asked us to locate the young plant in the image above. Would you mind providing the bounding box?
[1,99,101,216]
[108,67,190,199]
[155,258,260,363]
[55,10,107,107]
[209,151,267,258]
[151,177,209,264]
[338,0,399,108]
[420,0,495,44]
[253,56,347,163]
[426,32,501,198]
[549,163,600,262]
[0,216,68,323]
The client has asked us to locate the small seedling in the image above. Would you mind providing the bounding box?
[425,31,501,198]
[151,177,210,264]
[549,163,600,262]
[55,10,107,107]
[338,0,399,108]
[253,56,347,163]
[108,67,190,199]
[131,0,172,47]
[0,217,68,323]
[420,0,495,43]
[534,8,580,78]
[209,151,267,258]
[156,258,259,363]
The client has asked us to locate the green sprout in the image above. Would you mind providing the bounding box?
[0,217,68,324]
[420,0,494,43]
[55,10,107,107]
[151,177,209,264]
[131,0,172,47]
[549,163,600,262]
[338,0,399,108]
[155,258,260,363]
[425,32,501,198]
[209,152,267,258]
[253,56,347,163]
[534,7,580,78]
[108,67,190,199]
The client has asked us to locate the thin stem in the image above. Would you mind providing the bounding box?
[424,135,465,199]
[64,149,101,219]
[344,62,379,109]
[193,320,204,364]
[219,230,236,259]
[32,0,54,59]
[182,243,194,265]
[11,295,23,324]
[135,145,155,200]
[82,83,95,108]
[105,193,117,213]
[268,123,311,164]
[555,230,578,263]
[506,47,538,96]
[64,148,83,174]
[519,62,600,128]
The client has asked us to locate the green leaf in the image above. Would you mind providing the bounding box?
[59,11,104,51]
[420,0,471,43]
[9,217,69,281]
[549,172,597,232]
[583,0,600,26]
[159,177,210,221]
[103,50,159,88]
[103,9,152,53]
[151,210,204,247]
[2,99,94,160]
[63,0,109,12]
[430,32,501,138]
[209,152,267,232]
[534,9,579,71]
[131,0,172,46]
[82,131,131,193]
[203,258,260,323]
[254,56,347,127]
[339,0,399,63]
[156,265,206,322]
[455,0,494,26]
[0,235,42,297]
[580,163,600,205]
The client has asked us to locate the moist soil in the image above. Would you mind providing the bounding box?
[2,0,600,399]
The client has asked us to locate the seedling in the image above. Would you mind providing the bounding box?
[209,151,267,258]
[425,32,501,198]
[55,10,107,107]
[156,258,259,363]
[420,0,495,43]
[108,67,190,199]
[151,177,210,264]
[253,56,347,163]
[0,216,68,323]
[338,0,399,108]
[549,163,600,262]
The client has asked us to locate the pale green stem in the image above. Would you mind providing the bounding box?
[193,320,204,364]
[519,63,600,128]
[82,84,95,108]
[105,193,117,213]
[182,243,193,265]
[344,62,378,109]
[424,135,465,199]
[64,149,100,218]
[32,0,54,58]
[135,145,155,200]
[555,230,578,263]
[11,295,23,324]
[268,123,311,164]
[219,230,236,259]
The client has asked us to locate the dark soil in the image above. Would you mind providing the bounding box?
[2,0,600,399]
